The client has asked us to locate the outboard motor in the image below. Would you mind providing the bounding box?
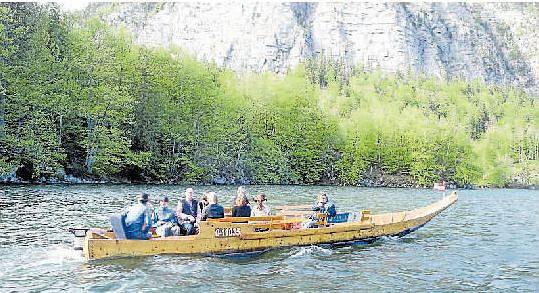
[68,228,90,250]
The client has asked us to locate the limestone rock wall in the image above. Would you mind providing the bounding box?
[86,2,539,94]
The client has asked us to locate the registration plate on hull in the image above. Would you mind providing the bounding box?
[214,227,241,238]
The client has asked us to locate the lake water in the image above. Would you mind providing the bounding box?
[0,185,537,292]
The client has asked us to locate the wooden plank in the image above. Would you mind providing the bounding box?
[275,204,312,211]
[207,215,284,222]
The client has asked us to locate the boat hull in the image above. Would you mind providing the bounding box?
[84,192,458,260]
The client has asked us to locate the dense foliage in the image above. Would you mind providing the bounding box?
[1,3,537,187]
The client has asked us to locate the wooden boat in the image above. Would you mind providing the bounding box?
[76,191,458,260]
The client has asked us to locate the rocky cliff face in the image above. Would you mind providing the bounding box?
[87,2,539,94]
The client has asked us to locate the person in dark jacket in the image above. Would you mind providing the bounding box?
[154,196,180,237]
[303,192,337,228]
[311,192,336,217]
[232,194,251,217]
[201,192,224,220]
[122,193,153,240]
[176,188,198,235]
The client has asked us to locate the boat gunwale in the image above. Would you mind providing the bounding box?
[83,192,458,260]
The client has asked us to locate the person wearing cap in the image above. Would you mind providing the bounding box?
[251,194,271,217]
[154,196,181,237]
[176,188,198,235]
[232,194,251,217]
[122,193,153,240]
[201,192,224,220]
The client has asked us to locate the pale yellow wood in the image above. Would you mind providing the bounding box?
[275,204,312,211]
[83,191,458,260]
[208,215,284,222]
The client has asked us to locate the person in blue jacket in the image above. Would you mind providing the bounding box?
[303,192,337,228]
[311,192,336,217]
[123,193,153,240]
[201,192,224,221]
[154,196,181,237]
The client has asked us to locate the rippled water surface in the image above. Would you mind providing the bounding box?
[0,185,537,292]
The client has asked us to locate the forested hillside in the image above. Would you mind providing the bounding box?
[1,3,537,187]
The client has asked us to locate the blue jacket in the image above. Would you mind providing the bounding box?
[154,206,176,226]
[123,202,152,239]
[312,201,337,217]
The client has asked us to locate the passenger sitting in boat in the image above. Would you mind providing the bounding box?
[201,192,224,220]
[233,186,247,206]
[232,194,251,217]
[199,192,209,213]
[251,194,271,216]
[303,192,337,228]
[122,193,153,240]
[176,188,198,236]
[154,196,181,237]
[312,192,336,217]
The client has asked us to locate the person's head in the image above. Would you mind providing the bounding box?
[254,194,267,206]
[185,188,194,201]
[138,193,150,205]
[237,186,246,197]
[159,196,169,208]
[236,194,249,207]
[201,192,209,203]
[207,192,218,204]
[317,192,328,204]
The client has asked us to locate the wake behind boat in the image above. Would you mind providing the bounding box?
[72,191,458,260]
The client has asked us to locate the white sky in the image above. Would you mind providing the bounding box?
[56,0,90,11]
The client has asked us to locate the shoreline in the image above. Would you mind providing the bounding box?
[0,180,535,190]
[2,171,535,189]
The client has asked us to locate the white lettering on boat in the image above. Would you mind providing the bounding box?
[214,227,241,238]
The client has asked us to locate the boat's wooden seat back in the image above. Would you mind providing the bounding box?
[361,210,371,222]
[208,215,284,223]
[315,213,328,226]
[199,217,303,239]
[275,204,312,211]
[224,207,232,217]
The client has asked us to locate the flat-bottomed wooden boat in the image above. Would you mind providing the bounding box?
[78,192,458,260]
